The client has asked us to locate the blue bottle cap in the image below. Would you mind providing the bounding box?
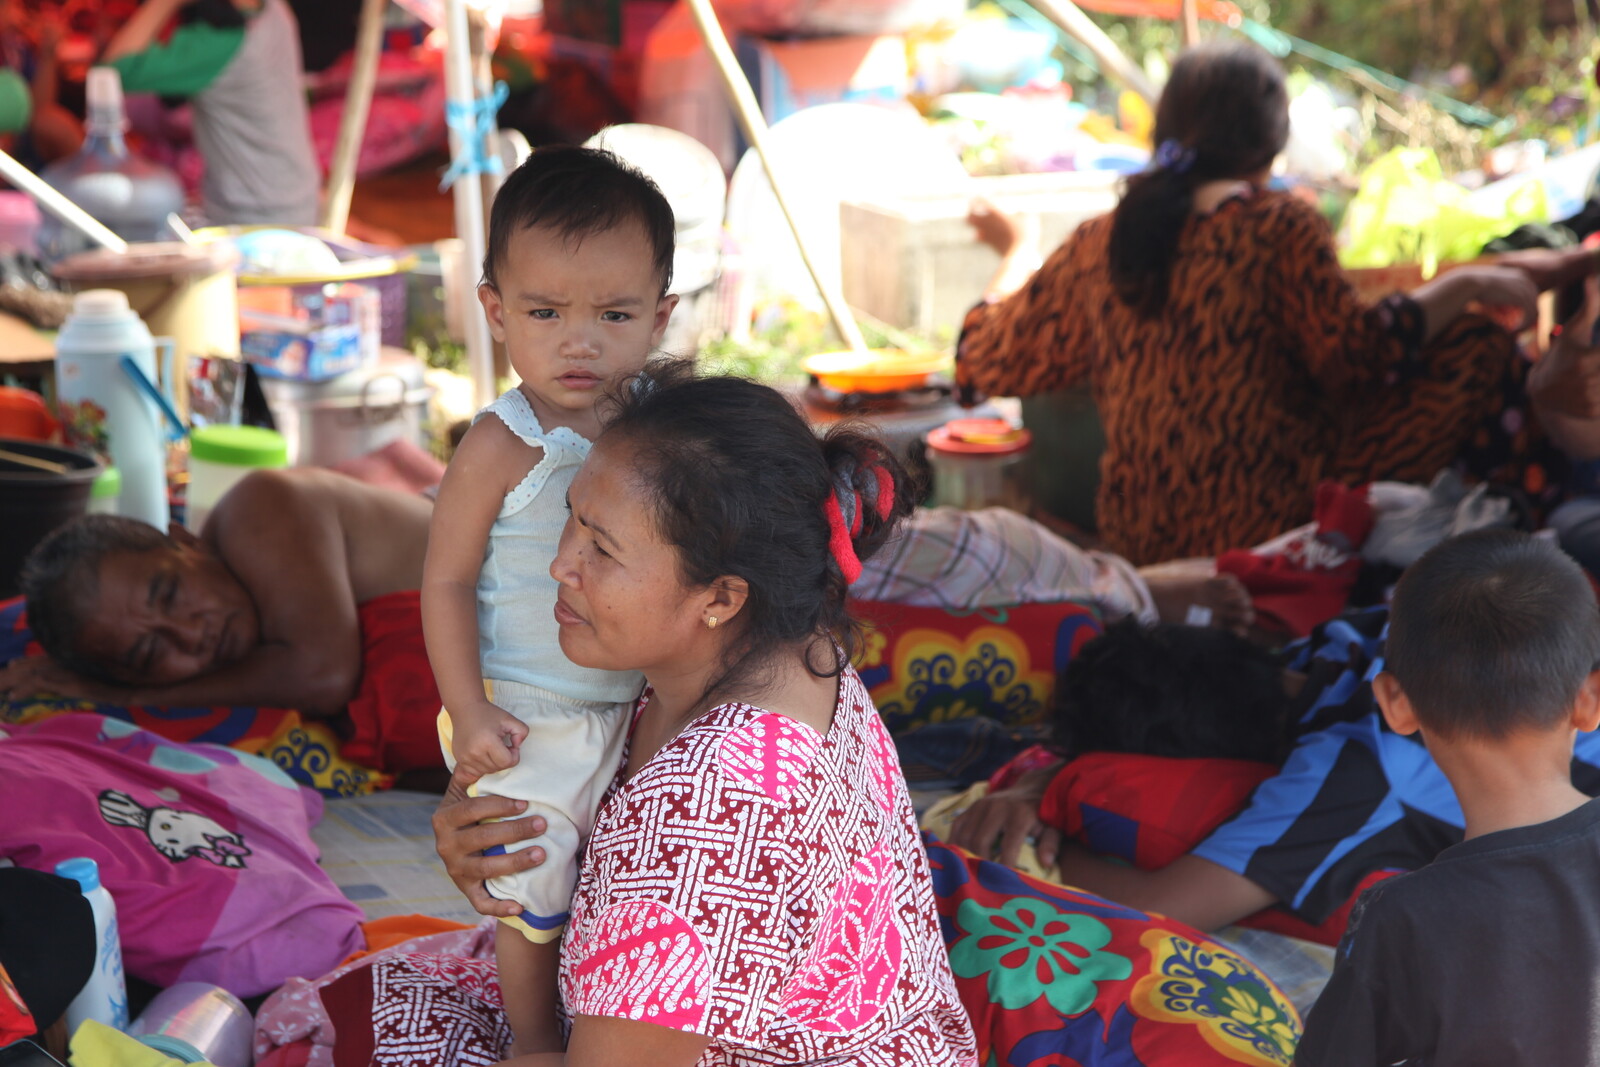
[54,856,101,894]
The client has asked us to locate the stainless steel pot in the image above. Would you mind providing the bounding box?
[260,350,434,467]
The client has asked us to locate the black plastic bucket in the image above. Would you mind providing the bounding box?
[0,437,101,600]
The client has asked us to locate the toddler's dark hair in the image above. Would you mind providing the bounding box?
[483,144,675,295]
[601,360,916,703]
[1386,529,1600,738]
[1050,620,1294,764]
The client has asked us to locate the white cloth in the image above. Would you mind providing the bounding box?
[438,681,630,942]
[1362,470,1516,569]
[473,388,642,703]
[853,506,1158,623]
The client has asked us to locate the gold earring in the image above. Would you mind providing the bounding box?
[706,616,719,629]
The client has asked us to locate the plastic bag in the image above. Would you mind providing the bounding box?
[1340,147,1547,274]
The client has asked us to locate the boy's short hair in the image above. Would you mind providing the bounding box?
[482,144,675,295]
[1386,529,1600,738]
[1051,619,1295,765]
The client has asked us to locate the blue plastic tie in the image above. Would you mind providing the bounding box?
[441,81,511,191]
[120,355,188,443]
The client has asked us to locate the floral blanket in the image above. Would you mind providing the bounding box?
[925,835,1301,1066]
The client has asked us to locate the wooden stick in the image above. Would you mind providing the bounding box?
[683,0,870,354]
[1023,0,1159,105]
[1181,0,1201,47]
[0,146,128,253]
[442,0,497,410]
[321,0,389,235]
[0,447,71,474]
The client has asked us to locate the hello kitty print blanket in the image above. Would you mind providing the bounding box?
[0,713,364,997]
[561,665,978,1065]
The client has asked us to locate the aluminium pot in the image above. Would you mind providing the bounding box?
[259,350,433,467]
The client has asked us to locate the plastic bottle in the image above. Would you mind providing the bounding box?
[55,290,171,527]
[38,67,183,262]
[54,857,129,1035]
[186,425,287,532]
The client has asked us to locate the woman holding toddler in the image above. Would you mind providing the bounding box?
[434,364,979,1067]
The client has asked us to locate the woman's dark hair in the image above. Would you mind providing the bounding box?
[1050,620,1294,765]
[601,360,916,704]
[1108,42,1289,317]
[483,144,675,295]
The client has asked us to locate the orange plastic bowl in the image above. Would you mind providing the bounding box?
[801,348,951,394]
[0,387,58,442]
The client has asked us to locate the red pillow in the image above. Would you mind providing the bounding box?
[1043,752,1398,946]
[1042,752,1277,870]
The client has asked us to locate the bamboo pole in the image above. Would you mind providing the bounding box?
[442,0,497,409]
[683,0,869,353]
[1024,0,1159,105]
[321,0,389,234]
[1181,0,1200,47]
[0,146,128,253]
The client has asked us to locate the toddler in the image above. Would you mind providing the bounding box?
[422,144,677,1056]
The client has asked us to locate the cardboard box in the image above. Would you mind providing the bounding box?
[239,283,381,382]
[840,170,1120,334]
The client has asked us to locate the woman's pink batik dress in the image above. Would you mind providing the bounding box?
[559,664,978,1066]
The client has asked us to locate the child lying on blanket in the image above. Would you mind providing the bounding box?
[938,601,1600,936]
[0,468,446,776]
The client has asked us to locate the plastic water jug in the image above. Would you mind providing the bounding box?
[38,67,182,262]
[55,290,174,527]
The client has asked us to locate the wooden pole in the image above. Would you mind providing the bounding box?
[683,0,870,353]
[321,0,388,235]
[442,0,497,409]
[1181,0,1200,47]
[1024,0,1159,105]
[467,10,511,384]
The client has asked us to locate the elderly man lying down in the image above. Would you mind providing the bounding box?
[0,468,445,775]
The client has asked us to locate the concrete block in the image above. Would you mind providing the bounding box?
[840,170,1120,334]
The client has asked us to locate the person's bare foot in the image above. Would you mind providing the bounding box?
[1139,559,1255,634]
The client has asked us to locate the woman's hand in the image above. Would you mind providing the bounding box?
[432,774,549,919]
[946,762,1065,869]
[1530,277,1600,460]
[968,198,1021,257]
[1460,264,1541,332]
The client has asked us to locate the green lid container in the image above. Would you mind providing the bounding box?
[90,465,121,500]
[190,425,288,468]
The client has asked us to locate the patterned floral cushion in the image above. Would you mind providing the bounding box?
[847,599,1102,787]
[926,834,1302,1066]
[849,599,1103,736]
[0,596,388,797]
